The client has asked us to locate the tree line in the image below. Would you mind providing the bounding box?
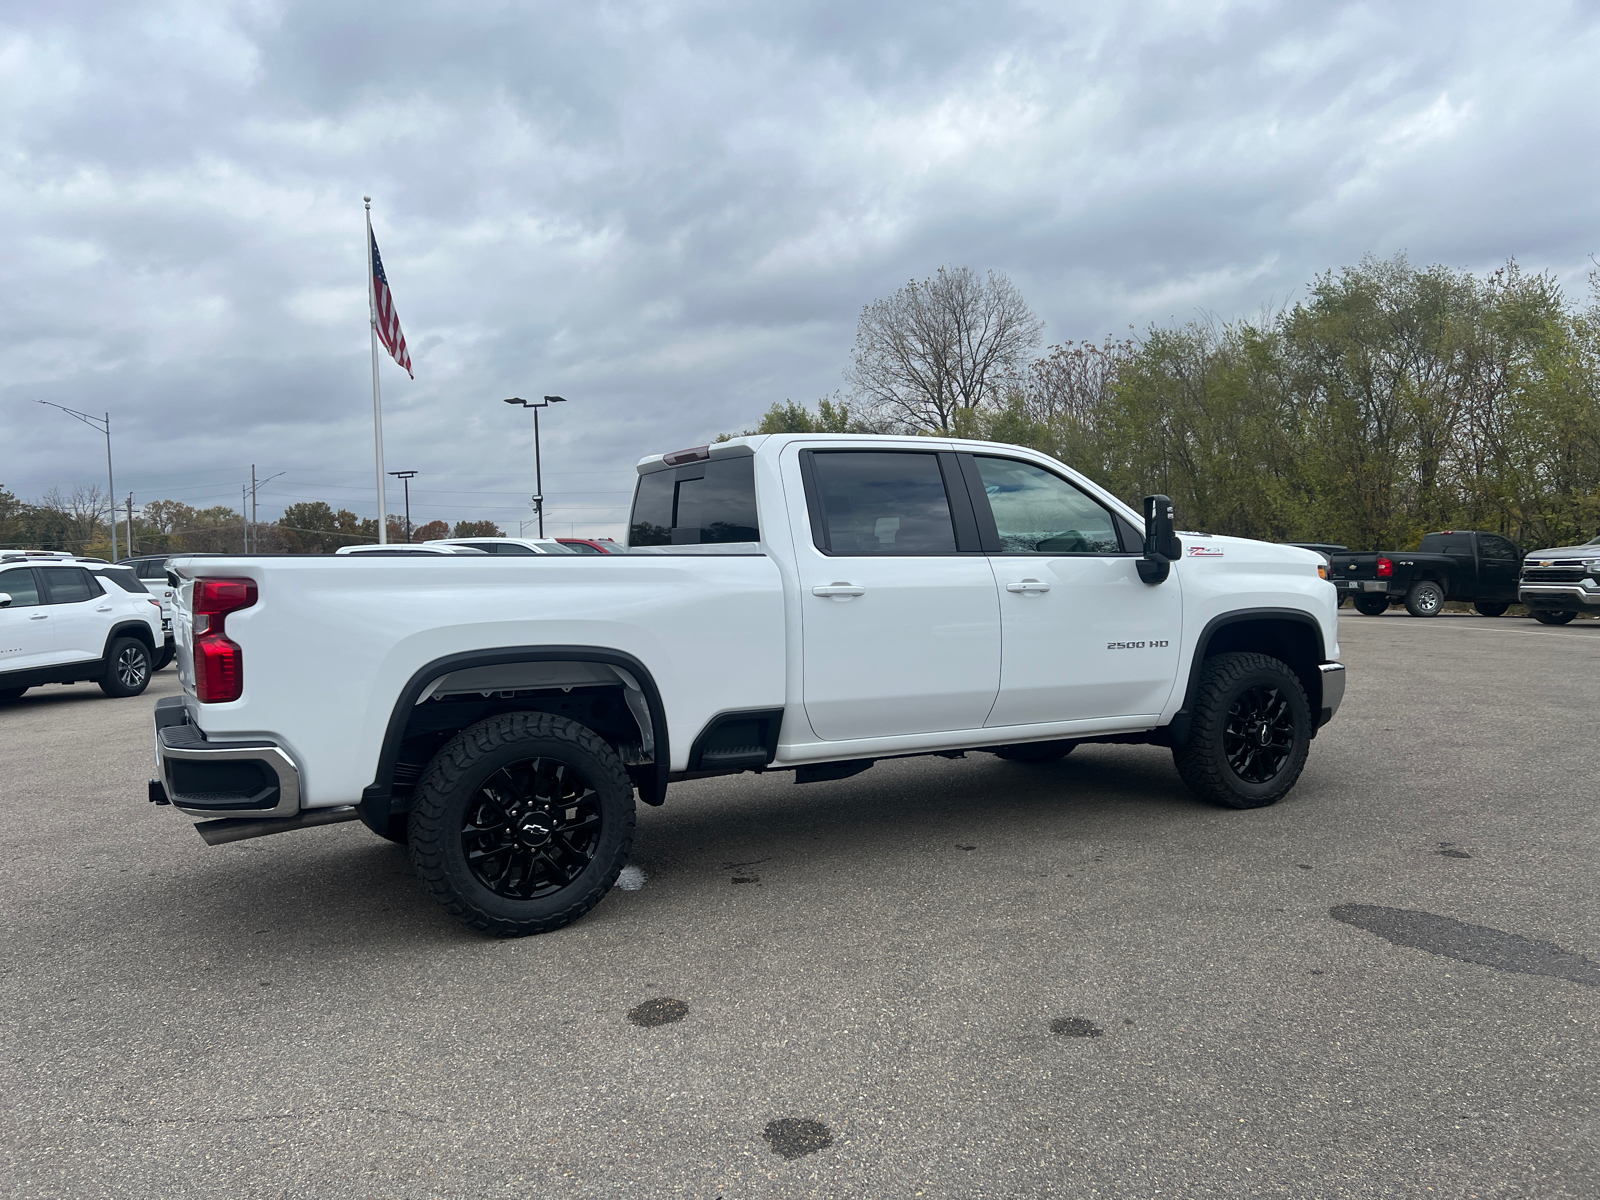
[0,487,503,558]
[739,255,1600,552]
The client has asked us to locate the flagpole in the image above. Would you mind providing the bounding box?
[365,196,388,544]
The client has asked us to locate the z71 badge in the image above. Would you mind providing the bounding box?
[1186,545,1224,557]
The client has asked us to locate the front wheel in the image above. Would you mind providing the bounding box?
[1404,580,1446,617]
[98,637,152,697]
[1173,652,1311,809]
[1353,594,1389,616]
[409,711,635,937]
[1474,601,1510,618]
[993,740,1076,763]
[1532,609,1577,625]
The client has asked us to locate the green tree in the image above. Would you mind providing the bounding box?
[453,520,504,537]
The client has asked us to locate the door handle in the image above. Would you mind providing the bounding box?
[812,583,866,599]
[1006,579,1051,593]
[96,605,113,612]
[30,613,48,620]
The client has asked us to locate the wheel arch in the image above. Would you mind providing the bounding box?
[359,646,671,831]
[102,620,157,656]
[1175,609,1326,743]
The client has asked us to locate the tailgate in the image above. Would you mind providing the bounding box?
[1328,554,1381,582]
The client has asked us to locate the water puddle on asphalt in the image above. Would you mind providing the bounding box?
[627,997,690,1026]
[1330,904,1600,987]
[762,1118,833,1159]
[1049,1017,1104,1038]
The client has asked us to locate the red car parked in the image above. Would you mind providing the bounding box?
[555,538,622,555]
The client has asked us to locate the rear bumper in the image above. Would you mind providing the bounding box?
[152,695,301,819]
[1318,662,1346,727]
[1334,580,1392,595]
[1519,584,1600,610]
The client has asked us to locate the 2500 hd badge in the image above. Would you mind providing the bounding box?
[1108,640,1171,649]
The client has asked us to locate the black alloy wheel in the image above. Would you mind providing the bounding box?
[409,711,635,936]
[1221,684,1295,784]
[1404,579,1445,617]
[1473,600,1510,618]
[1353,594,1389,616]
[99,637,152,697]
[1173,651,1311,809]
[461,757,604,900]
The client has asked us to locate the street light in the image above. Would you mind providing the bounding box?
[36,401,117,561]
[388,470,418,542]
[502,395,567,537]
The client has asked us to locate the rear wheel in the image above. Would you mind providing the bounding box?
[993,740,1076,763]
[1404,580,1445,618]
[1532,609,1577,625]
[98,637,152,697]
[1353,594,1389,616]
[409,711,635,936]
[1473,601,1510,618]
[1173,652,1311,809]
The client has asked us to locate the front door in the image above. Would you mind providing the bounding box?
[970,455,1182,726]
[794,448,1001,741]
[0,567,53,673]
[1477,534,1522,601]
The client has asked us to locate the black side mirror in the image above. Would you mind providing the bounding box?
[1137,494,1182,585]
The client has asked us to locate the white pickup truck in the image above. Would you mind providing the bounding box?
[149,434,1345,936]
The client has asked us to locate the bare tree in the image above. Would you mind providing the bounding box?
[39,485,110,546]
[845,266,1044,432]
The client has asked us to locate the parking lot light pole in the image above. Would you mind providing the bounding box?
[388,470,418,542]
[36,401,117,561]
[502,395,567,537]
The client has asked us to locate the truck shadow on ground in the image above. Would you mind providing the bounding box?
[48,743,1286,965]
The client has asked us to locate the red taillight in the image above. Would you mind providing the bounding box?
[192,577,257,703]
[1376,556,1393,578]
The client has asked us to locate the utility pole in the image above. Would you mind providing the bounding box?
[502,395,568,538]
[243,467,285,554]
[35,402,117,561]
[387,471,418,542]
[126,494,136,557]
[242,485,250,553]
[251,465,257,549]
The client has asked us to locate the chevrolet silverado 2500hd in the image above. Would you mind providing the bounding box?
[149,434,1345,936]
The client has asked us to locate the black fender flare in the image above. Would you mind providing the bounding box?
[359,645,671,825]
[1170,608,1327,745]
[102,620,158,658]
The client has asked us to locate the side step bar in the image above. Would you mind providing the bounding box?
[194,806,360,846]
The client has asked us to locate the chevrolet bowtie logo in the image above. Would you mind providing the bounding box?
[1540,560,1553,566]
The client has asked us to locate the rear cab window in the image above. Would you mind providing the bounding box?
[630,453,759,547]
[1420,533,1474,556]
[802,450,961,555]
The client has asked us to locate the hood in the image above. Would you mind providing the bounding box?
[1524,542,1600,560]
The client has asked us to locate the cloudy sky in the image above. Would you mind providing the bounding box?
[4,0,1598,538]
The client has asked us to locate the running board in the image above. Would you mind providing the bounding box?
[194,806,360,846]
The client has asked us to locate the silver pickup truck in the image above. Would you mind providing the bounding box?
[1519,533,1600,624]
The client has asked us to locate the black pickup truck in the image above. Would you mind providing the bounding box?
[1328,530,1524,617]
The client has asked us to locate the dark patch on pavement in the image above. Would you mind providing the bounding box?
[627,997,690,1026]
[1436,849,1472,858]
[720,857,771,870]
[1330,904,1600,987]
[1050,1017,1103,1037]
[956,844,976,851]
[731,876,758,885]
[762,1117,832,1159]
[1297,863,1312,869]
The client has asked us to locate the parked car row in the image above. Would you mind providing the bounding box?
[1314,529,1600,622]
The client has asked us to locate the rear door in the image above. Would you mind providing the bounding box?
[1476,534,1522,600]
[40,567,110,665]
[0,567,53,673]
[968,454,1183,726]
[793,448,1001,741]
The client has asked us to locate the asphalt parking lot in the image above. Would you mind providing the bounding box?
[2,612,1597,1199]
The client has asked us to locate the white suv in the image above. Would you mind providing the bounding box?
[424,536,575,555]
[0,554,165,702]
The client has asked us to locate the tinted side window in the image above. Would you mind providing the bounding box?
[43,568,99,604]
[1420,533,1473,556]
[973,457,1123,554]
[629,457,759,546]
[1480,535,1518,560]
[808,451,957,555]
[562,542,602,554]
[98,568,147,593]
[134,560,167,579]
[0,568,42,607]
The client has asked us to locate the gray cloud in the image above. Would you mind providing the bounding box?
[4,0,1598,536]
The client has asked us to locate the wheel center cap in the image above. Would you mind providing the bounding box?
[1256,723,1272,746]
[517,816,553,847]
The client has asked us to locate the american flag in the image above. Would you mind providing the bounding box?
[370,230,413,378]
